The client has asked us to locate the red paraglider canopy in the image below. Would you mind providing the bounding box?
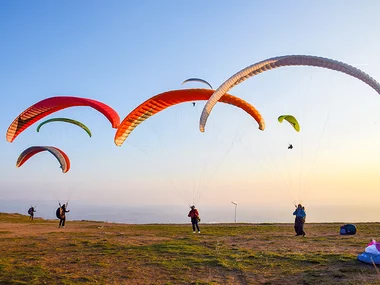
[6,96,120,142]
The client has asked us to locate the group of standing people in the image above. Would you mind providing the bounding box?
[29,203,306,235]
[27,203,70,228]
[187,205,307,237]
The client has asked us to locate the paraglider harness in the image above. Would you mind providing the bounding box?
[56,207,63,219]
[56,203,68,219]
[340,224,357,235]
[28,207,35,216]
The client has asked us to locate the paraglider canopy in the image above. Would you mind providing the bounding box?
[278,115,300,132]
[182,78,213,89]
[36,117,92,137]
[199,54,380,132]
[114,89,265,146]
[6,96,120,142]
[16,146,71,173]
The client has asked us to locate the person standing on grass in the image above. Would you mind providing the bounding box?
[57,203,70,228]
[293,204,306,236]
[188,205,200,233]
[28,206,36,220]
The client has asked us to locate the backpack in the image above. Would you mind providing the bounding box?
[56,207,63,219]
[28,207,33,215]
[340,224,357,235]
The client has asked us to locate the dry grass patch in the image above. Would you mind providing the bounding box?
[1,214,380,284]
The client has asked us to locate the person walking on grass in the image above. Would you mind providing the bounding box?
[188,205,201,233]
[293,204,306,237]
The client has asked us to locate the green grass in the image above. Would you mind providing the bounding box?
[1,213,380,284]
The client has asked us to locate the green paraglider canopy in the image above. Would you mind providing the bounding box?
[36,118,92,137]
[278,115,300,132]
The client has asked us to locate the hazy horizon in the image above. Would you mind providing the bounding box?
[2,199,379,225]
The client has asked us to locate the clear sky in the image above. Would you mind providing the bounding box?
[1,1,380,222]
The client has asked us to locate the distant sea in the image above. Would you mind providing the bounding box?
[1,199,379,224]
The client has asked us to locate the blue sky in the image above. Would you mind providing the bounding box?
[1,1,380,222]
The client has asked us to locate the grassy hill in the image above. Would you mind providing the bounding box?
[0,212,379,284]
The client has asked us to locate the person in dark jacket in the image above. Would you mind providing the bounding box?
[28,206,36,220]
[293,204,306,236]
[58,204,70,228]
[188,205,200,233]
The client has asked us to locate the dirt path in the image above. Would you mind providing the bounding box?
[0,221,91,236]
